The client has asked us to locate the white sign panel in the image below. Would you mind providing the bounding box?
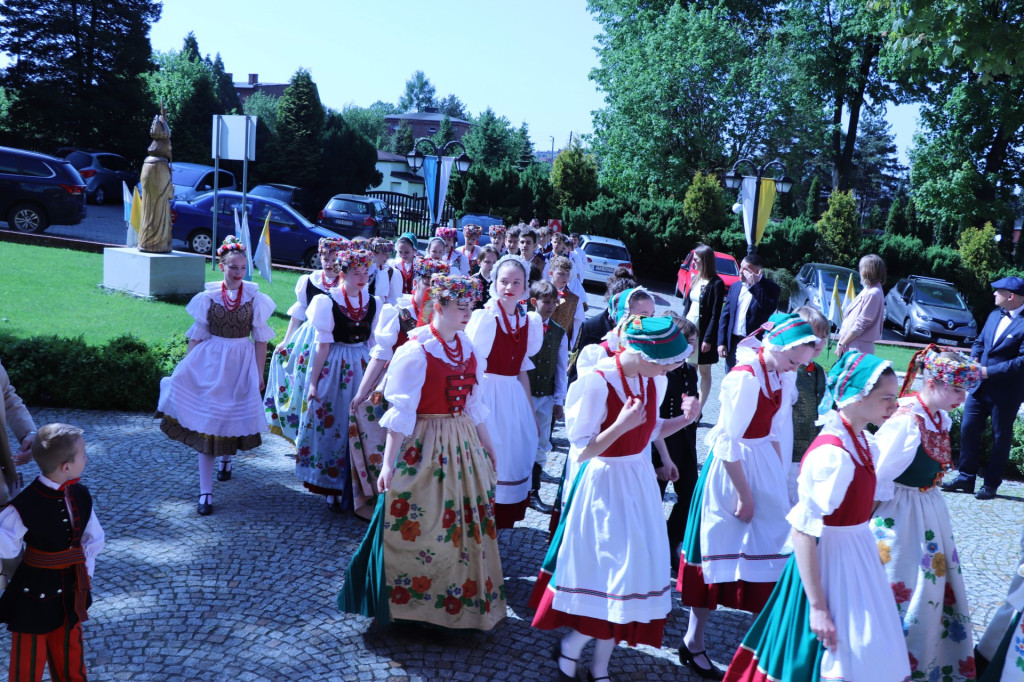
[211,115,257,161]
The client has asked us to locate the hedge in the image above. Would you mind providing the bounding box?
[949,407,1024,479]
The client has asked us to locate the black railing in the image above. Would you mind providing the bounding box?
[365,191,456,238]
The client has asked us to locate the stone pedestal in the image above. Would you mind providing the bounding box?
[102,248,206,298]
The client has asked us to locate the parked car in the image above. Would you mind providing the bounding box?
[789,262,863,315]
[249,183,313,220]
[57,148,138,205]
[171,191,344,268]
[676,249,740,297]
[171,162,236,201]
[0,145,86,233]
[884,275,977,345]
[578,235,633,284]
[318,194,397,239]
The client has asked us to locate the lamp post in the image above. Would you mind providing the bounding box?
[723,159,794,255]
[405,137,472,228]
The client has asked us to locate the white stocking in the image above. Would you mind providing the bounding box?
[198,454,214,500]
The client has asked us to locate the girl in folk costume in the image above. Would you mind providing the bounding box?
[436,226,469,276]
[459,223,483,274]
[531,315,699,682]
[575,287,655,378]
[871,347,981,680]
[426,236,447,264]
[295,248,382,516]
[158,236,276,516]
[489,225,507,257]
[369,237,402,306]
[392,234,419,297]
[678,312,819,679]
[347,258,450,512]
[724,351,910,682]
[264,237,347,443]
[338,275,506,630]
[466,255,544,528]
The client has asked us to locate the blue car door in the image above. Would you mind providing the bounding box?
[251,200,305,263]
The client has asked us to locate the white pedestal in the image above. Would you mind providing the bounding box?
[102,248,206,298]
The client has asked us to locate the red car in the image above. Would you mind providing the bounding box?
[676,249,741,297]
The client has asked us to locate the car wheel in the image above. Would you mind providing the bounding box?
[8,203,47,233]
[93,186,106,205]
[188,230,213,255]
[303,248,322,270]
[902,318,914,342]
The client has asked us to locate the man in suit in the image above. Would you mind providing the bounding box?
[943,276,1024,500]
[717,255,781,369]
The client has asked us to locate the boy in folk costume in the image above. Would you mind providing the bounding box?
[0,424,105,682]
[472,245,499,311]
[368,238,402,306]
[546,255,585,348]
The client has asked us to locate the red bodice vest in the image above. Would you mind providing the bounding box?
[801,434,877,527]
[485,312,529,377]
[594,371,658,457]
[733,364,781,439]
[416,349,478,416]
[599,340,612,356]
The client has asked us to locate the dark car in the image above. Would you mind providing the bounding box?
[57,148,138,205]
[171,191,345,268]
[249,183,313,220]
[318,194,397,239]
[884,275,977,346]
[0,146,86,233]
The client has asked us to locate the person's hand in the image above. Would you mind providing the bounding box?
[350,390,370,413]
[17,433,35,457]
[614,397,647,431]
[553,404,564,421]
[680,394,700,424]
[484,447,497,471]
[656,461,679,482]
[377,465,395,493]
[308,380,322,403]
[734,492,755,522]
[718,345,727,358]
[701,341,711,354]
[810,606,837,650]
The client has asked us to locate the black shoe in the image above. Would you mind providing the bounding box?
[976,486,999,500]
[941,476,975,494]
[678,647,724,680]
[197,493,213,516]
[587,672,610,682]
[540,469,560,484]
[552,640,578,681]
[216,460,232,481]
[529,490,554,514]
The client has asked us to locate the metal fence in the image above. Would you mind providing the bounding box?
[365,191,456,238]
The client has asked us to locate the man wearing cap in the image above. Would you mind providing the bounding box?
[943,276,1024,500]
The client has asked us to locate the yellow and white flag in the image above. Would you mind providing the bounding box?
[842,273,857,315]
[828,277,843,327]
[254,212,272,283]
[124,183,142,247]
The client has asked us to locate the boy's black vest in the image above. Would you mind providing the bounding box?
[528,320,566,398]
[0,480,93,633]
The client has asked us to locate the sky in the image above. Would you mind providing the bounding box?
[149,0,919,165]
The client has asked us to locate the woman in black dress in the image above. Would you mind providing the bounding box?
[681,243,726,414]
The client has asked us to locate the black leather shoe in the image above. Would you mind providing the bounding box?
[679,647,724,680]
[941,476,975,494]
[216,460,232,481]
[976,486,998,500]
[587,672,611,682]
[197,493,213,516]
[529,490,554,514]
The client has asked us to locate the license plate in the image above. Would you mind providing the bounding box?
[594,265,613,273]
[937,337,958,345]
[335,218,354,226]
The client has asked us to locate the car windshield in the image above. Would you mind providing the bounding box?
[98,155,129,171]
[915,283,966,309]
[819,269,862,292]
[327,198,368,214]
[584,242,629,261]
[716,257,738,276]
[251,186,291,202]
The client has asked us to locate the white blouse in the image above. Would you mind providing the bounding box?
[443,249,470,277]
[705,347,784,462]
[307,289,382,346]
[378,326,489,436]
[369,295,418,362]
[564,355,666,456]
[465,300,544,373]
[786,410,879,537]
[185,281,276,342]
[575,329,620,379]
[369,263,403,306]
[286,271,332,321]
[873,396,951,502]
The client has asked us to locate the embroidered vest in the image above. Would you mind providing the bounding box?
[528,321,566,397]
[417,349,478,415]
[550,290,579,341]
[892,405,951,490]
[330,296,377,344]
[485,311,529,377]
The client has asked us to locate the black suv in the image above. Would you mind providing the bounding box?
[58,148,138,205]
[0,146,86,233]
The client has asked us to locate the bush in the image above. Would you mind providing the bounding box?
[816,190,861,268]
[765,267,796,310]
[757,217,819,270]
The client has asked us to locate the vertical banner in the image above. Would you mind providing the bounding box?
[741,177,779,246]
[740,177,758,246]
[422,156,456,225]
[755,178,777,245]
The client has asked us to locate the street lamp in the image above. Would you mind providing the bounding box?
[724,158,793,255]
[406,137,472,227]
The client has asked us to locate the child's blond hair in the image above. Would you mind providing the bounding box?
[795,305,829,340]
[32,423,84,475]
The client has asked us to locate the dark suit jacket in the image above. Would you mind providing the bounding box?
[567,309,614,383]
[971,308,1024,404]
[718,278,781,353]
[682,276,727,349]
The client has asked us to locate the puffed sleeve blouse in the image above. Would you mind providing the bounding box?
[185,281,276,342]
[307,290,382,346]
[873,396,951,502]
[465,300,544,373]
[368,296,416,362]
[377,326,489,436]
[704,350,782,463]
[285,272,326,321]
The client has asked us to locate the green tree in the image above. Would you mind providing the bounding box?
[430,115,454,148]
[343,100,394,149]
[398,70,436,113]
[274,69,324,189]
[243,91,279,135]
[317,110,383,202]
[391,120,414,156]
[210,53,241,115]
[816,190,860,266]
[550,140,599,211]
[437,94,468,120]
[682,171,729,244]
[0,0,161,156]
[884,189,908,235]
[461,108,517,170]
[850,110,903,220]
[145,43,220,162]
[805,175,821,222]
[958,222,1002,290]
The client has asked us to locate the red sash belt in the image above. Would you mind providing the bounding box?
[23,546,89,623]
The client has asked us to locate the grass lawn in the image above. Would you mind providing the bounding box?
[0,241,301,345]
[813,340,918,373]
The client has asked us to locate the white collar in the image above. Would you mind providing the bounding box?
[38,474,63,490]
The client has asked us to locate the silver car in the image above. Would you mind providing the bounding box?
[884,276,977,346]
[789,262,862,317]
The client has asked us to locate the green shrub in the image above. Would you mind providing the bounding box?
[816,190,860,268]
[949,407,1024,479]
[765,267,796,310]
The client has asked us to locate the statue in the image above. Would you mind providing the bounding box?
[137,108,174,253]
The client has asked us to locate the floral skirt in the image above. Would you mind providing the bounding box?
[338,413,505,631]
[294,342,368,505]
[348,397,388,510]
[872,485,975,680]
[263,321,318,445]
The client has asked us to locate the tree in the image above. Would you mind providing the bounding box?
[437,94,468,120]
[805,176,821,222]
[816,190,860,266]
[243,91,279,135]
[210,53,241,115]
[682,172,729,244]
[551,140,599,211]
[958,222,1002,291]
[343,100,394,150]
[274,69,324,189]
[849,110,903,221]
[398,70,436,113]
[391,120,414,156]
[430,115,454,148]
[0,0,161,156]
[461,108,517,171]
[317,110,383,202]
[145,40,221,163]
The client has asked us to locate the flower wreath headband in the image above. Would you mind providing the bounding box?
[429,274,484,304]
[337,248,373,271]
[463,224,483,239]
[414,257,450,279]
[435,226,457,240]
[217,235,246,258]
[370,237,395,256]
[898,343,983,397]
[489,225,507,237]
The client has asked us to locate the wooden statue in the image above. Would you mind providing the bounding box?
[137,109,174,253]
